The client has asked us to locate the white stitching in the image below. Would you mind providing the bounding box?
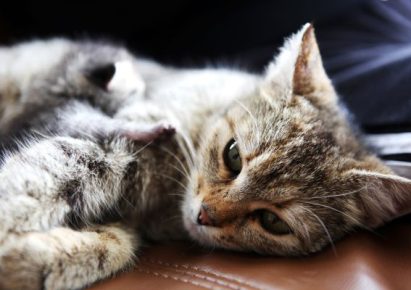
[135,267,222,290]
[141,258,266,290]
[171,269,247,290]
[145,260,247,290]
[143,259,247,290]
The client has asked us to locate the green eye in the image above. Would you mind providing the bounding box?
[258,210,292,235]
[223,139,242,175]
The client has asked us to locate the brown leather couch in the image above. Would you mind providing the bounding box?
[89,222,411,290]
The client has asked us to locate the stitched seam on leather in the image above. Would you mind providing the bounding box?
[142,259,248,290]
[171,269,248,290]
[143,258,263,289]
[135,267,222,290]
[142,258,265,290]
[143,259,247,290]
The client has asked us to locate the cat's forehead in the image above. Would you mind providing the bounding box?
[226,93,324,147]
[220,94,343,193]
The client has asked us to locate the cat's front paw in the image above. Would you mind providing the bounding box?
[0,233,53,290]
[0,225,137,290]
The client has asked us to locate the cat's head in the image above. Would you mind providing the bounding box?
[48,40,145,114]
[182,24,411,255]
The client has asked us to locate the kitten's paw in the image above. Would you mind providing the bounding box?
[0,225,137,290]
[0,233,54,290]
[122,122,176,143]
[45,225,137,290]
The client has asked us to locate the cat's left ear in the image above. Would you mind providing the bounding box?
[265,23,335,105]
[346,169,411,228]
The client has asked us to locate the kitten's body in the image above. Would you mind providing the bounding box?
[0,25,410,290]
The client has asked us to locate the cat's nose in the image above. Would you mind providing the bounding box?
[197,204,213,226]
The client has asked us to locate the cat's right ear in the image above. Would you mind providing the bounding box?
[264,24,336,106]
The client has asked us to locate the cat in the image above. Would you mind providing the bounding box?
[0,24,410,290]
[0,38,176,146]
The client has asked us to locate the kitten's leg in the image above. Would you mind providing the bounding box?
[0,224,137,290]
[51,100,175,143]
[0,127,146,289]
[0,135,134,239]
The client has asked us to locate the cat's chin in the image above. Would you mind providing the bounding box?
[183,218,216,247]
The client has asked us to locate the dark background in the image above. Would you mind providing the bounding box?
[0,0,410,132]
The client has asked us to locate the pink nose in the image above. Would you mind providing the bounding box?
[197,205,213,226]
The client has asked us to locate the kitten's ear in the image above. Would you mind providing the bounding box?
[86,63,116,89]
[347,169,411,228]
[265,24,335,105]
[86,60,145,94]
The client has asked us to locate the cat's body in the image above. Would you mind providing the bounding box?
[0,25,410,290]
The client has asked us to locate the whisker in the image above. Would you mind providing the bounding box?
[134,140,154,156]
[167,191,186,201]
[302,222,311,246]
[169,163,191,181]
[233,124,255,157]
[178,139,194,171]
[235,100,258,130]
[291,212,312,246]
[303,206,337,256]
[30,129,52,140]
[235,100,261,150]
[305,186,366,200]
[153,172,189,192]
[302,200,376,233]
[119,195,138,212]
[176,131,196,169]
[159,145,191,180]
[162,214,183,224]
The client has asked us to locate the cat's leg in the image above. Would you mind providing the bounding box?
[0,125,147,289]
[0,135,135,240]
[51,100,175,143]
[0,100,175,238]
[0,223,137,290]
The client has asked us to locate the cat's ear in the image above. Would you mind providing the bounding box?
[265,23,335,105]
[346,169,411,228]
[86,63,116,89]
[86,61,145,94]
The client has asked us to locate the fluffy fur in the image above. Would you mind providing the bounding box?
[0,24,410,290]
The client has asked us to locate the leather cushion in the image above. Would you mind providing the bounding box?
[89,220,411,290]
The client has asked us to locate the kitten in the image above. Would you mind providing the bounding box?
[0,39,174,146]
[0,24,410,290]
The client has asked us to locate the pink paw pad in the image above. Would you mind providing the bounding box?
[123,123,176,143]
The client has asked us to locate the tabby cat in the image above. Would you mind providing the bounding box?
[0,24,409,290]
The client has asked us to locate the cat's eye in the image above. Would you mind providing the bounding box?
[258,210,292,235]
[223,139,242,175]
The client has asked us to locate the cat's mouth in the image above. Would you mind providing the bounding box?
[182,193,217,245]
